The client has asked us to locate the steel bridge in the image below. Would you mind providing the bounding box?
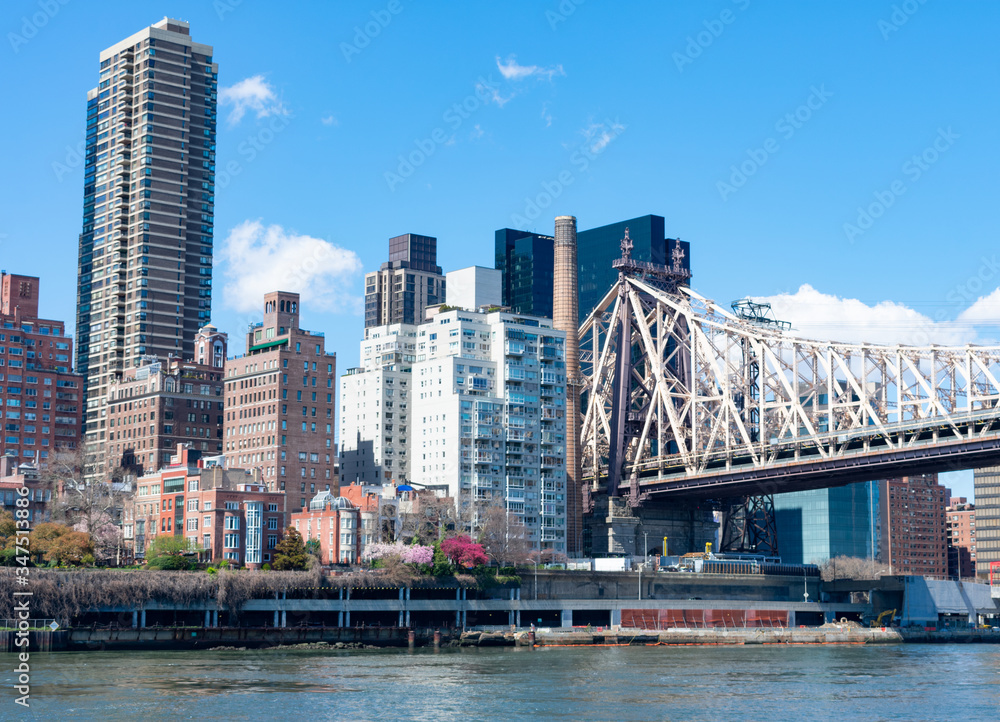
[579,233,1000,551]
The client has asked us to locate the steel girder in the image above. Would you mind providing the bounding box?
[579,275,1000,498]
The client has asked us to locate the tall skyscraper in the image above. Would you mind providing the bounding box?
[576,214,690,320]
[495,215,692,324]
[76,18,218,468]
[495,228,555,318]
[364,234,445,328]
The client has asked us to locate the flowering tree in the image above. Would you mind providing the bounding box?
[440,535,489,568]
[363,541,433,565]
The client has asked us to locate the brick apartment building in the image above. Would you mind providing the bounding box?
[106,324,227,476]
[0,272,82,466]
[878,474,948,576]
[0,455,53,524]
[946,496,976,579]
[223,291,338,505]
[123,444,285,568]
[290,491,361,565]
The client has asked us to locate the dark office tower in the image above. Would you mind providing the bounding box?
[494,229,555,318]
[364,234,446,328]
[76,18,217,472]
[576,214,691,320]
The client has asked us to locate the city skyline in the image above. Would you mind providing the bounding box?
[4,4,998,496]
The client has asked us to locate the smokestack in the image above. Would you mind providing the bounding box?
[553,215,582,554]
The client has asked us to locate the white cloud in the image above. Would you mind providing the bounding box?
[957,287,1000,326]
[496,55,565,81]
[219,220,362,314]
[470,124,484,140]
[541,103,552,127]
[321,114,338,126]
[581,119,626,154]
[752,284,974,346]
[218,75,287,125]
[476,78,514,107]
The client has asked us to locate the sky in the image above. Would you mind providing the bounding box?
[2,0,998,498]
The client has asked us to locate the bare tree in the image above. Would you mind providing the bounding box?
[477,497,531,567]
[818,555,892,581]
[42,449,133,565]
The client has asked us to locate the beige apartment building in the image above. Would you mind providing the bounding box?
[223,291,338,509]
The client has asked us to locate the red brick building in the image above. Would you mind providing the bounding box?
[0,456,53,524]
[106,324,227,475]
[124,444,285,568]
[290,491,360,565]
[946,496,976,580]
[878,474,948,577]
[0,272,82,466]
[224,291,338,505]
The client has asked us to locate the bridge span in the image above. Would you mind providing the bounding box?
[579,236,1000,516]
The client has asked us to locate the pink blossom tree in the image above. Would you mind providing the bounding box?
[440,535,489,568]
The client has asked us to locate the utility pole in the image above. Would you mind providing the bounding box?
[644,532,648,560]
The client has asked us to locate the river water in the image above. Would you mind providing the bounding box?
[6,644,1000,720]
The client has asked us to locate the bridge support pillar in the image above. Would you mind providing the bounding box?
[338,611,344,627]
[610,609,622,627]
[205,609,210,628]
[787,611,796,627]
[824,611,836,624]
[273,610,279,627]
[140,609,146,628]
[132,610,138,628]
[561,610,573,628]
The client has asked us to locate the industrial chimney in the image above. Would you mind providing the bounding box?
[553,215,582,553]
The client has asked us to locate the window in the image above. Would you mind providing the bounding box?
[186,518,198,531]
[187,499,198,511]
[268,534,277,549]
[203,515,211,528]
[224,533,239,548]
[224,516,240,530]
[267,517,278,530]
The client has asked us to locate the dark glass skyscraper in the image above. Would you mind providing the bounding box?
[495,215,692,323]
[364,234,445,328]
[495,228,555,318]
[76,18,217,460]
[576,214,691,319]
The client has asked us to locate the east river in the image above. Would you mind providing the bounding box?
[5,644,999,720]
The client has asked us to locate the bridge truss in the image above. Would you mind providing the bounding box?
[579,255,1000,522]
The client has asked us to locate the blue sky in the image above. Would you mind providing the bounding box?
[2,0,997,497]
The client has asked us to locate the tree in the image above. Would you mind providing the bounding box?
[819,555,891,581]
[145,535,195,570]
[440,535,489,568]
[305,538,322,560]
[477,498,531,567]
[43,449,131,565]
[45,531,93,566]
[272,527,309,570]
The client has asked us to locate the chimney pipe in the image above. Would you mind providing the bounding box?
[553,215,582,554]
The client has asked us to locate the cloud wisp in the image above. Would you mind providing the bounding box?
[218,75,287,125]
[496,55,565,81]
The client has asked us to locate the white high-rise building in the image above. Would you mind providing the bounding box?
[340,324,417,485]
[412,308,568,554]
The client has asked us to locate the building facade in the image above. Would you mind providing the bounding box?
[223,291,337,507]
[0,456,53,525]
[364,234,445,328]
[974,466,1000,580]
[445,266,502,312]
[495,228,555,319]
[946,496,976,580]
[106,324,226,475]
[124,445,285,568]
[290,491,361,565]
[773,482,878,565]
[76,18,217,459]
[0,272,82,465]
[877,474,947,577]
[340,323,416,486]
[411,308,568,555]
[576,214,690,320]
